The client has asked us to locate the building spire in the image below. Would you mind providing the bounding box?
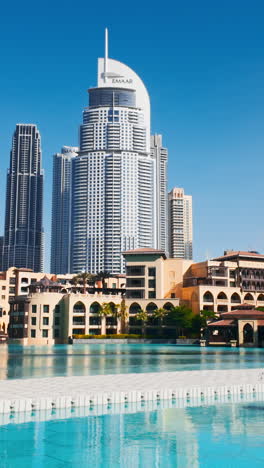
[104,27,108,82]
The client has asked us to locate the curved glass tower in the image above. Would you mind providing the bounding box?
[71,31,165,274]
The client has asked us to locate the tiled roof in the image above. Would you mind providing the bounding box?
[221,309,264,319]
[213,251,264,261]
[32,276,62,288]
[123,248,166,256]
[208,319,236,327]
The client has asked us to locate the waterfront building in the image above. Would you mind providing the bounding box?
[181,250,264,313]
[51,146,78,274]
[123,248,183,336]
[150,135,168,253]
[0,267,125,333]
[168,187,193,260]
[207,304,264,347]
[2,124,44,272]
[8,249,181,344]
[71,30,163,275]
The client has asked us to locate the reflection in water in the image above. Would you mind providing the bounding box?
[0,344,264,380]
[1,400,264,467]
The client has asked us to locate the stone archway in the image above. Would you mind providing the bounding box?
[243,323,253,344]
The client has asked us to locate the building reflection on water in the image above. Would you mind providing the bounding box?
[1,397,264,467]
[0,344,264,380]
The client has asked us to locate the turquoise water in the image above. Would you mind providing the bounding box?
[1,344,264,379]
[2,399,264,467]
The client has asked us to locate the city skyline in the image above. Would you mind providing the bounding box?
[1,2,264,271]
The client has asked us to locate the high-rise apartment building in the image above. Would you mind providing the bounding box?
[168,187,193,260]
[3,124,44,272]
[151,134,168,253]
[51,146,78,274]
[71,30,162,274]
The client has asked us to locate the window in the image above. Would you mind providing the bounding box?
[9,287,15,294]
[55,317,60,326]
[148,291,156,299]
[148,279,156,288]
[1,295,5,300]
[2,286,6,290]
[43,305,49,313]
[9,278,16,285]
[31,317,36,326]
[31,329,36,338]
[21,287,28,293]
[32,305,37,313]
[55,305,60,314]
[148,268,156,277]
[126,266,145,276]
[54,329,60,338]
[127,278,145,288]
[43,317,49,326]
[42,330,48,338]
[31,278,37,284]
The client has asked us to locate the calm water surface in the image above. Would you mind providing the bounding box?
[1,344,264,380]
[1,400,264,467]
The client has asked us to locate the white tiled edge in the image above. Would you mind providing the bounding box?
[0,368,264,415]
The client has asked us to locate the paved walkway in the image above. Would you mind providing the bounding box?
[0,368,264,413]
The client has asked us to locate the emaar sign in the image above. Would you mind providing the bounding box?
[111,78,133,84]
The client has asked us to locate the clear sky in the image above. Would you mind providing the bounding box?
[1,0,264,271]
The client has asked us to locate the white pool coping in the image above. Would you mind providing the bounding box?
[0,368,264,414]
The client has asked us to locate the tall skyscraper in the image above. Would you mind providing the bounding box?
[50,146,78,274]
[151,134,168,253]
[3,124,44,271]
[71,29,162,274]
[168,187,193,260]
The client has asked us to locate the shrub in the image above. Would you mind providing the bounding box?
[72,333,142,340]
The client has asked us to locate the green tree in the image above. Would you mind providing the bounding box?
[153,308,168,337]
[118,299,128,333]
[73,272,97,293]
[96,271,111,289]
[135,309,148,337]
[191,310,218,337]
[99,302,113,317]
[166,306,193,337]
[71,275,79,292]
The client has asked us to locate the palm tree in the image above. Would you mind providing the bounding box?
[153,308,168,337]
[99,302,113,317]
[75,272,97,294]
[96,271,111,290]
[119,299,128,333]
[71,275,79,293]
[135,309,148,338]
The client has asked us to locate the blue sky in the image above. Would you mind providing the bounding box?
[1,0,264,271]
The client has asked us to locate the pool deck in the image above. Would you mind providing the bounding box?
[1,368,264,414]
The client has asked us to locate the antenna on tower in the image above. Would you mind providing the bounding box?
[104,27,108,82]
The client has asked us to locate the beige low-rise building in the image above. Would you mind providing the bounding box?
[8,277,125,345]
[0,267,125,335]
[8,249,184,345]
[181,251,264,314]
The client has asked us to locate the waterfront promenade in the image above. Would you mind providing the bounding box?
[0,367,264,414]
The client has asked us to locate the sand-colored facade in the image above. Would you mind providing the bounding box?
[181,251,264,314]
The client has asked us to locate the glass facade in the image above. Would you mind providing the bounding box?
[89,88,136,108]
